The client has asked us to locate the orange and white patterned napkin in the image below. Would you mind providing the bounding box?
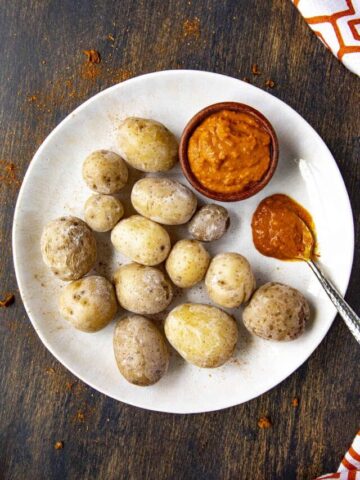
[292,0,360,76]
[315,431,360,479]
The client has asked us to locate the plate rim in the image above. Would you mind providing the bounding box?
[12,69,355,414]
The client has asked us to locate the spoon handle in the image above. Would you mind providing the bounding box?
[308,260,360,344]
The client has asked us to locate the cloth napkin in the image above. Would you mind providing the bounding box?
[315,431,360,479]
[292,0,360,76]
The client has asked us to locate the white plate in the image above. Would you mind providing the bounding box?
[13,70,354,414]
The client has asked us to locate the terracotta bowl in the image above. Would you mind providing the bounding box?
[179,101,279,202]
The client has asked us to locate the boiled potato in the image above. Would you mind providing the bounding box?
[189,204,230,242]
[205,253,256,308]
[131,178,197,225]
[113,263,173,314]
[59,275,117,332]
[165,239,210,288]
[41,216,97,281]
[243,282,310,341]
[84,194,124,232]
[82,150,128,194]
[117,117,178,172]
[164,303,238,368]
[113,315,169,386]
[111,215,170,266]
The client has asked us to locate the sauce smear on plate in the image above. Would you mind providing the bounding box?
[252,194,317,261]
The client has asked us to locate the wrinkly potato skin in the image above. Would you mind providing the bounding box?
[243,282,310,341]
[82,150,128,194]
[131,178,197,225]
[111,215,171,266]
[41,216,97,281]
[113,263,173,314]
[59,275,117,332]
[117,117,178,172]
[164,303,238,368]
[84,194,124,232]
[205,253,256,308]
[189,204,230,242]
[113,315,169,386]
[165,240,210,288]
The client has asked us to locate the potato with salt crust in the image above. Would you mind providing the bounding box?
[113,263,173,314]
[189,204,230,242]
[131,177,197,225]
[84,194,124,232]
[164,303,238,368]
[59,275,117,332]
[113,315,169,386]
[117,117,178,172]
[41,216,97,281]
[165,239,210,288]
[243,282,310,341]
[205,253,256,308]
[111,215,171,266]
[82,150,128,194]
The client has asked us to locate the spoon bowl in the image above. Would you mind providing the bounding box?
[295,217,316,261]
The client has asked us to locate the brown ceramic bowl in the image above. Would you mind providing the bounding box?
[179,102,279,202]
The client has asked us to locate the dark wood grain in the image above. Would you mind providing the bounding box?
[0,1,359,479]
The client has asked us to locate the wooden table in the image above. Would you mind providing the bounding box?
[0,1,359,478]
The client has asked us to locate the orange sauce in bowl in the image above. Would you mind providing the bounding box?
[187,110,271,194]
[251,194,317,261]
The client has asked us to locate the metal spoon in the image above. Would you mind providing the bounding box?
[298,219,360,344]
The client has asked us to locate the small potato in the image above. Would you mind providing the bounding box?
[41,216,97,281]
[205,253,256,308]
[84,194,124,232]
[82,150,128,194]
[131,178,197,225]
[164,303,238,368]
[113,315,169,386]
[189,204,230,242]
[111,215,170,266]
[113,263,173,314]
[117,117,178,172]
[59,276,117,332]
[243,282,310,341]
[165,240,210,288]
